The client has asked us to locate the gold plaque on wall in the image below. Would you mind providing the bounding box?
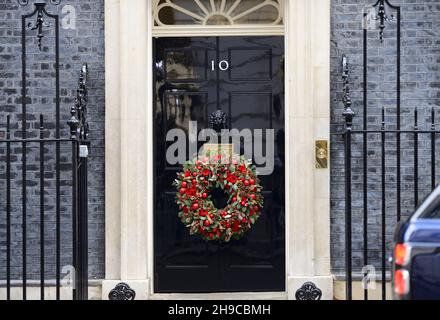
[315,140,328,169]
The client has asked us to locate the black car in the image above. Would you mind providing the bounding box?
[392,187,440,300]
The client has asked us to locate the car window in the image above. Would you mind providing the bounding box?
[420,206,440,219]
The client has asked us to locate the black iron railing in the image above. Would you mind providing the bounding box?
[1,0,89,301]
[1,64,89,300]
[342,0,439,300]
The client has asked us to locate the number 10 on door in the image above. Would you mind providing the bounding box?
[211,60,229,71]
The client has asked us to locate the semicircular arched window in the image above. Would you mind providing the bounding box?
[153,0,284,26]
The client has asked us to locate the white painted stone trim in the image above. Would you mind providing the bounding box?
[152,25,284,37]
[285,0,332,299]
[104,0,151,299]
[104,0,121,282]
[103,0,333,300]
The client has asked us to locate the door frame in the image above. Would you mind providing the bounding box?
[152,35,286,294]
[103,0,333,300]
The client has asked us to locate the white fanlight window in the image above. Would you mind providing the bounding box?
[152,0,284,36]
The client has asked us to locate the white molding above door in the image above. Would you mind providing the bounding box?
[152,24,284,37]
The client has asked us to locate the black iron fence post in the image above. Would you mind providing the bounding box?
[343,118,353,301]
[6,116,11,301]
[77,143,89,300]
[71,136,79,300]
[414,109,419,208]
[342,55,354,300]
[381,108,386,300]
[68,64,89,300]
[431,108,436,191]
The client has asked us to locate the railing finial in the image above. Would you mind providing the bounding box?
[68,64,89,140]
[342,55,355,130]
[373,0,397,42]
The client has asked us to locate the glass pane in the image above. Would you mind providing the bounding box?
[165,49,207,81]
[420,206,440,219]
[153,0,283,26]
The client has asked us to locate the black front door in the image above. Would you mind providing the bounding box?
[154,36,285,293]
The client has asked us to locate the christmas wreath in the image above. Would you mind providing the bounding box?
[173,152,264,242]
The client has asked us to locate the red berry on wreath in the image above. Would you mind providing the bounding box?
[185,171,191,177]
[192,172,197,177]
[232,197,237,202]
[204,220,211,227]
[249,179,255,185]
[181,182,187,188]
[192,203,199,210]
[202,169,210,176]
[227,175,237,184]
[202,192,208,199]
[244,180,250,186]
[241,201,246,206]
[250,194,256,200]
[179,188,186,195]
[242,218,247,223]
